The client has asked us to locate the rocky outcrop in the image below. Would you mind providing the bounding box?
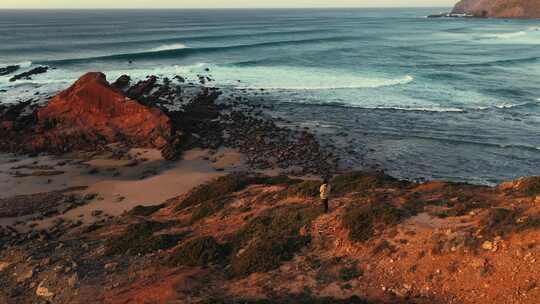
[111,74,131,89]
[0,65,19,76]
[9,66,49,82]
[33,72,172,152]
[452,0,540,18]
[126,76,157,100]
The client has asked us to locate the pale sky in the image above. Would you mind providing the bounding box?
[0,0,455,9]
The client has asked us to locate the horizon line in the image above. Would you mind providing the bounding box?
[0,6,452,10]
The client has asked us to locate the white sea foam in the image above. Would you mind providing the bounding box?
[237,75,415,90]
[148,43,188,52]
[357,106,464,113]
[172,64,415,90]
[495,101,531,109]
[483,31,527,39]
[479,27,540,44]
[16,61,33,68]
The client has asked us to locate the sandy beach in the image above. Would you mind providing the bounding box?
[0,147,246,229]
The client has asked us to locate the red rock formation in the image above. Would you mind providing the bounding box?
[452,0,540,18]
[33,72,172,152]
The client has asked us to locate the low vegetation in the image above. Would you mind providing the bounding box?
[178,173,301,213]
[230,205,321,277]
[177,173,254,211]
[129,204,166,216]
[343,202,407,242]
[190,196,232,223]
[169,236,229,267]
[519,177,540,196]
[330,171,407,196]
[105,220,181,256]
[286,180,321,198]
[435,200,489,218]
[479,208,540,238]
[339,265,363,281]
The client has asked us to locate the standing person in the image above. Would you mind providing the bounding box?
[320,177,331,213]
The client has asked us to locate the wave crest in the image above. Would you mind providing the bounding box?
[482,31,527,39]
[237,75,414,90]
[148,43,188,52]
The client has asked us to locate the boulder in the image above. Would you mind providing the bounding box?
[452,0,540,18]
[36,280,54,299]
[34,72,173,152]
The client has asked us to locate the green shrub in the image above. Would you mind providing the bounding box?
[343,202,406,242]
[230,205,321,276]
[521,177,540,196]
[186,174,302,222]
[477,208,533,241]
[339,265,363,281]
[105,221,181,256]
[177,173,300,212]
[331,171,403,196]
[169,236,228,267]
[231,236,310,276]
[252,175,302,186]
[190,196,231,223]
[177,173,252,211]
[481,208,519,235]
[129,204,166,216]
[287,180,321,198]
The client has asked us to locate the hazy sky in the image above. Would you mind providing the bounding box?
[1,0,455,9]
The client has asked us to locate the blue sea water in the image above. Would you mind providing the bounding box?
[0,8,539,184]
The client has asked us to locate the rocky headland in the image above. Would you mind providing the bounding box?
[451,0,540,18]
[0,71,539,303]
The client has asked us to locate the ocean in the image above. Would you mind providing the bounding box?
[0,8,539,185]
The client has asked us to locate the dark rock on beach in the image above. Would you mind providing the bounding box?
[0,69,338,175]
[0,65,20,76]
[9,66,49,82]
[126,75,157,100]
[111,74,131,89]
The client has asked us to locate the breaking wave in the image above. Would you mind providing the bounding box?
[148,43,188,52]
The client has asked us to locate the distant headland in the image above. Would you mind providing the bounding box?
[430,0,540,19]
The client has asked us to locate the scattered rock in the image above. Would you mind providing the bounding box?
[36,280,54,299]
[482,241,494,251]
[0,261,10,272]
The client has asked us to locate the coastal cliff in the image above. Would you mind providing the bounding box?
[452,0,540,18]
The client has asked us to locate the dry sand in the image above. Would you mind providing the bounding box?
[0,148,246,229]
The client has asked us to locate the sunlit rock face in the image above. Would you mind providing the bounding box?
[35,72,172,152]
[452,0,540,18]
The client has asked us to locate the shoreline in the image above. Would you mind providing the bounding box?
[0,70,539,303]
[0,70,538,231]
[0,71,337,231]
